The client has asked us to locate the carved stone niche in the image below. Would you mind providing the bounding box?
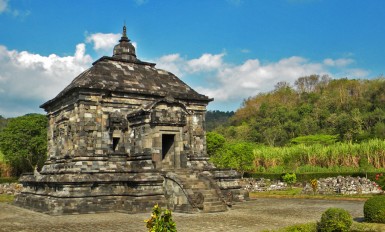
[150,100,188,126]
[107,112,128,154]
[108,112,128,131]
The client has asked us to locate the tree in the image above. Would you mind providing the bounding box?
[0,114,48,176]
[206,132,226,157]
[374,122,385,139]
[217,76,385,146]
[211,142,255,177]
[294,74,320,93]
[0,115,9,132]
[205,110,234,131]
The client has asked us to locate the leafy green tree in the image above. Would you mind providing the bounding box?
[374,122,385,139]
[0,115,8,132]
[206,132,225,157]
[0,114,47,176]
[205,110,234,131]
[219,76,385,146]
[211,142,255,177]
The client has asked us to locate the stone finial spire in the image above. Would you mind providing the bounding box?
[113,25,137,61]
[120,25,130,42]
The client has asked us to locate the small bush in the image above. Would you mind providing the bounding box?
[364,195,385,223]
[145,204,177,232]
[317,208,352,232]
[282,173,297,188]
[279,222,316,232]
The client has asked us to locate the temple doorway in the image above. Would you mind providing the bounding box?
[162,134,176,169]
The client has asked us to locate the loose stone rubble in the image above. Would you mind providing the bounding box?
[14,26,247,215]
[0,183,23,195]
[242,178,288,192]
[242,176,382,195]
[302,176,382,195]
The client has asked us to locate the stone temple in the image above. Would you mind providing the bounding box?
[15,26,247,215]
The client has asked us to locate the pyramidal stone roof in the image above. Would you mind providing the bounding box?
[41,26,212,109]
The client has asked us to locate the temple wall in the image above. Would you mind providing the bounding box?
[42,91,211,174]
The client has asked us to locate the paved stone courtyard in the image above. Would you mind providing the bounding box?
[0,198,365,232]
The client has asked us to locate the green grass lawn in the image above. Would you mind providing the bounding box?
[264,221,385,232]
[254,188,385,231]
[0,194,14,203]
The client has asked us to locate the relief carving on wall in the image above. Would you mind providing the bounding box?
[150,102,188,126]
[108,112,128,131]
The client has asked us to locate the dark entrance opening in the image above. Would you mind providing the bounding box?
[112,137,120,151]
[162,134,175,160]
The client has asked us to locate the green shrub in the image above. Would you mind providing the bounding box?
[364,195,385,223]
[317,208,352,232]
[282,173,297,188]
[145,204,177,232]
[279,222,316,232]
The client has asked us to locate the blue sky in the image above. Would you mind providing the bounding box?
[0,0,385,117]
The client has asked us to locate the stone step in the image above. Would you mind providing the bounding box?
[169,170,228,213]
[203,204,227,213]
[204,201,225,206]
[203,197,221,202]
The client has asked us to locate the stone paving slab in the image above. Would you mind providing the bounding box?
[0,198,365,232]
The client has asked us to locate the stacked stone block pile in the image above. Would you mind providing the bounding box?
[242,178,287,192]
[0,183,23,195]
[242,176,382,195]
[302,176,382,195]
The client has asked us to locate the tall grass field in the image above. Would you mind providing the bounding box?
[253,139,385,173]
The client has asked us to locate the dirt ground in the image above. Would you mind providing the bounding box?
[0,198,365,232]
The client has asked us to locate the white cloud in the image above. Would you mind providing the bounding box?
[155,53,225,76]
[0,44,92,116]
[155,54,185,77]
[0,31,139,117]
[200,56,325,101]
[0,0,30,18]
[323,58,354,67]
[187,53,225,72]
[337,68,370,78]
[86,33,121,52]
[155,53,369,103]
[0,0,8,13]
[0,31,370,117]
[240,49,251,53]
